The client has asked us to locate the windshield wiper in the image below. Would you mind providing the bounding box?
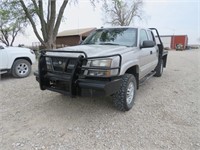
[82,43,94,45]
[99,42,120,46]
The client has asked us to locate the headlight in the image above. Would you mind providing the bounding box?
[45,57,53,70]
[90,59,112,67]
[86,59,113,77]
[30,50,35,54]
[88,70,111,76]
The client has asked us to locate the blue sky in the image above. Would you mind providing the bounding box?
[15,0,200,45]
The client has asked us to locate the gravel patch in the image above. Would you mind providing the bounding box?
[0,49,200,150]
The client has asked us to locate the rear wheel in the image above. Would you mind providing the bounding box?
[12,59,31,78]
[113,74,136,111]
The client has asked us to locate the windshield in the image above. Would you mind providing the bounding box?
[82,28,137,47]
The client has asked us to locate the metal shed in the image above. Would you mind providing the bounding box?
[171,35,188,49]
[158,35,188,50]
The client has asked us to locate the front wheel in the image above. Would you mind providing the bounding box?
[12,59,31,78]
[113,74,137,111]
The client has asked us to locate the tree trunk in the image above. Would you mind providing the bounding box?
[41,29,56,49]
[45,38,56,49]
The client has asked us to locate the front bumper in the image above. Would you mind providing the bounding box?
[34,71,121,96]
[77,78,121,96]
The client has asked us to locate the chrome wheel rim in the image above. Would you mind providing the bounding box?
[16,63,29,75]
[126,82,134,105]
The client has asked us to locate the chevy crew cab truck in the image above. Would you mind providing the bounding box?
[34,27,168,111]
[0,45,36,78]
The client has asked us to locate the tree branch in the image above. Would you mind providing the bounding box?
[19,0,45,46]
[53,0,69,40]
[31,0,39,15]
[38,0,48,41]
[47,0,51,26]
[48,0,56,36]
[0,29,10,46]
[10,25,21,46]
[103,0,143,26]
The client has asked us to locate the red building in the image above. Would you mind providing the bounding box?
[171,35,188,49]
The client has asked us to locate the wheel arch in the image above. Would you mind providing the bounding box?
[125,65,139,89]
[13,57,32,65]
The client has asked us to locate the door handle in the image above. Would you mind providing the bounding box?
[150,51,153,55]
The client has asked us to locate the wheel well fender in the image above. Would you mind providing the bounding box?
[125,65,139,89]
[14,57,32,65]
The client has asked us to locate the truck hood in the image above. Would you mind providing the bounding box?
[5,46,31,52]
[57,45,136,57]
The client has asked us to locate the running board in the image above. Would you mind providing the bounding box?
[0,70,8,74]
[139,71,156,85]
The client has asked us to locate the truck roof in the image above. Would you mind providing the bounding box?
[98,26,151,31]
[99,26,136,29]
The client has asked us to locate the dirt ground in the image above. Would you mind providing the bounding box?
[0,49,200,150]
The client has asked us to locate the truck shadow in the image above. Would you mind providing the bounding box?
[0,73,14,81]
[25,92,128,135]
[38,92,121,120]
[60,94,116,111]
[0,72,35,81]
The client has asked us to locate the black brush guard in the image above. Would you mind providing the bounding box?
[35,50,122,97]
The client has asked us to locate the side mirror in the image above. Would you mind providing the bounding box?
[140,40,155,48]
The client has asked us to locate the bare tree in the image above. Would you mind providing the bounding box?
[0,0,29,46]
[102,0,143,26]
[19,0,99,49]
[19,0,70,49]
[0,23,22,46]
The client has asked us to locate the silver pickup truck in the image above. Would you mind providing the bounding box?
[34,27,168,111]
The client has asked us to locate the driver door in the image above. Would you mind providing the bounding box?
[139,29,155,79]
